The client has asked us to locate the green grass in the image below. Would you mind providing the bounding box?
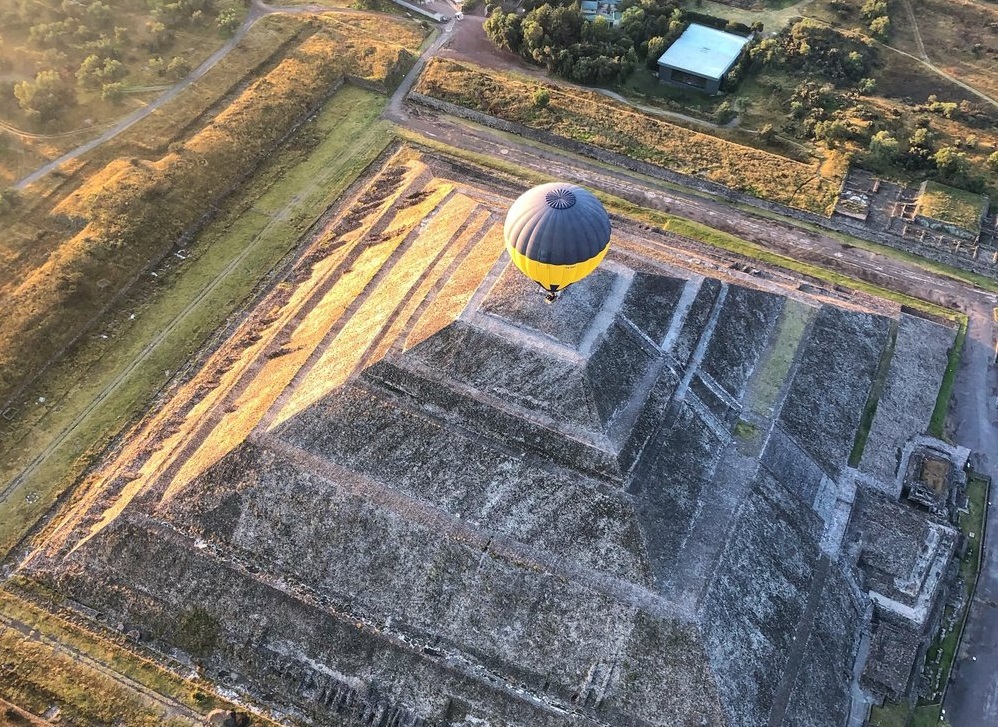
[0,586,238,721]
[869,701,911,727]
[0,85,392,558]
[746,298,815,418]
[917,181,989,236]
[733,419,761,440]
[928,318,968,439]
[961,474,988,579]
[849,321,898,466]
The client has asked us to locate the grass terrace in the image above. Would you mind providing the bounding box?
[916,181,989,237]
[414,59,843,215]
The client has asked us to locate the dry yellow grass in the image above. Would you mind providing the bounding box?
[368,196,489,363]
[415,59,843,215]
[407,220,506,349]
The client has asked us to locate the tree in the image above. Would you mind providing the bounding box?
[845,50,865,77]
[101,81,125,103]
[933,146,970,180]
[14,70,75,122]
[146,20,174,52]
[909,126,933,150]
[532,87,550,108]
[857,77,876,94]
[813,118,849,145]
[758,123,776,144]
[713,101,735,125]
[167,56,192,80]
[484,9,522,52]
[619,6,646,45]
[76,54,103,87]
[217,8,240,36]
[86,1,113,28]
[860,0,887,18]
[77,55,126,87]
[646,35,667,69]
[751,37,783,65]
[868,130,899,162]
[987,151,998,171]
[868,15,890,39]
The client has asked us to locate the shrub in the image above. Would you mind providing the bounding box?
[869,130,899,162]
[101,81,125,103]
[14,70,76,121]
[869,15,890,39]
[217,8,241,36]
[857,77,876,93]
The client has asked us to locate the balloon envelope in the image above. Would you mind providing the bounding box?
[504,183,611,293]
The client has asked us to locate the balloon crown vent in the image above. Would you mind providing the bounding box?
[545,188,577,210]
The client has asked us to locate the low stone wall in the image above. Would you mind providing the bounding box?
[408,93,997,278]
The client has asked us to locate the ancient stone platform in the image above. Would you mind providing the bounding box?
[23,148,959,727]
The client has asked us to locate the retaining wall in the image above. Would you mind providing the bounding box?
[408,93,997,279]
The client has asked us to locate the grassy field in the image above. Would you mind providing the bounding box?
[414,58,843,215]
[746,299,817,418]
[0,584,250,726]
[928,318,968,440]
[849,321,898,466]
[0,84,393,559]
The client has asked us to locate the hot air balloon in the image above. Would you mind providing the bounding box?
[504,182,612,302]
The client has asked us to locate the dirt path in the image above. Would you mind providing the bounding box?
[897,0,929,61]
[11,0,380,191]
[875,40,998,108]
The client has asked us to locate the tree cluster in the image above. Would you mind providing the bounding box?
[863,122,989,191]
[148,0,219,31]
[752,20,876,87]
[0,0,238,124]
[485,0,688,85]
[859,0,890,40]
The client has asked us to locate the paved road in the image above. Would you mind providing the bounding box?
[945,303,998,726]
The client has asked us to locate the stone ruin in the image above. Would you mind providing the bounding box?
[19,151,969,726]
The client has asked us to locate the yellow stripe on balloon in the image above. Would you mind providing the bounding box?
[506,242,609,292]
